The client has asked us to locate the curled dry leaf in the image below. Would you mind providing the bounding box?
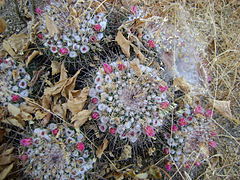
[71,110,92,130]
[7,103,20,117]
[67,87,89,115]
[131,44,146,62]
[3,34,30,58]
[51,61,61,75]
[45,15,59,37]
[96,138,109,158]
[210,99,239,124]
[115,31,131,58]
[130,58,142,76]
[26,50,41,66]
[0,163,13,180]
[60,62,68,81]
[0,18,7,33]
[173,77,191,94]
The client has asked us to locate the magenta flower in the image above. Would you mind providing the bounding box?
[185,163,191,169]
[109,127,117,135]
[76,142,85,152]
[163,148,170,155]
[89,35,97,42]
[130,6,138,14]
[103,63,113,74]
[205,109,213,118]
[11,95,21,102]
[93,24,102,32]
[160,101,170,109]
[194,161,201,166]
[159,85,168,92]
[52,128,59,136]
[91,98,99,104]
[210,131,217,136]
[178,117,188,126]
[35,8,43,15]
[118,64,126,71]
[20,138,33,146]
[19,154,28,161]
[91,112,100,120]
[147,40,156,48]
[37,33,44,39]
[208,140,217,148]
[193,105,203,114]
[165,162,172,171]
[59,47,69,55]
[144,126,156,137]
[171,124,179,132]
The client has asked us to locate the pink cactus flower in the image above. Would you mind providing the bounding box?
[93,24,102,32]
[194,161,201,166]
[144,126,156,137]
[52,128,59,136]
[147,40,156,48]
[209,140,217,148]
[130,6,138,14]
[193,105,203,115]
[37,33,44,39]
[109,127,117,135]
[185,163,191,169]
[165,162,172,171]
[59,47,69,55]
[20,138,33,146]
[210,131,217,136]
[11,95,21,102]
[76,142,85,152]
[159,85,168,92]
[19,154,28,161]
[103,63,113,74]
[205,109,213,118]
[89,35,97,42]
[91,112,100,120]
[178,117,188,126]
[171,125,179,132]
[35,8,43,15]
[163,148,170,155]
[160,102,170,109]
[91,98,99,104]
[118,64,126,71]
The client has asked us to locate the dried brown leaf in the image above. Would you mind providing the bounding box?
[3,34,29,58]
[51,61,61,75]
[67,88,89,115]
[2,118,24,129]
[45,15,59,37]
[96,138,109,158]
[26,50,40,66]
[0,18,7,33]
[210,99,239,124]
[131,44,146,62]
[61,69,81,98]
[0,163,13,180]
[71,110,92,130]
[115,31,131,58]
[60,63,68,81]
[173,77,191,93]
[7,104,20,116]
[130,58,142,76]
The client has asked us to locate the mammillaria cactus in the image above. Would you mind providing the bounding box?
[163,104,217,171]
[89,58,176,143]
[0,57,30,106]
[35,0,108,58]
[19,123,96,179]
